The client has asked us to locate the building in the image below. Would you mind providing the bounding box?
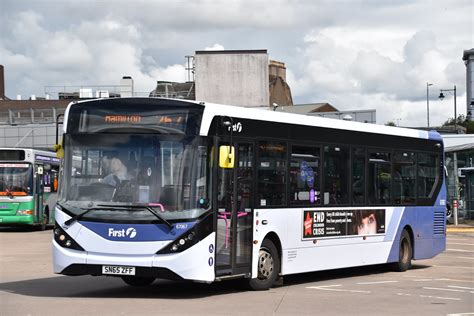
[194,49,270,107]
[463,48,474,120]
[443,134,474,219]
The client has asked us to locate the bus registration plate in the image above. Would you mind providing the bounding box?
[102,265,135,276]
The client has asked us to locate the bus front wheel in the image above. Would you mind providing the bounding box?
[121,276,156,286]
[248,239,280,291]
[392,229,412,272]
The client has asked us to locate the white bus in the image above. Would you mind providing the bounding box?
[53,98,446,290]
[0,148,60,230]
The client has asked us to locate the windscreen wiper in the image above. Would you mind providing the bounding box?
[59,202,124,226]
[97,204,173,229]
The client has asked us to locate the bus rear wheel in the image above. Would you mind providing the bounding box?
[248,239,280,291]
[38,210,49,231]
[121,276,156,286]
[392,229,412,272]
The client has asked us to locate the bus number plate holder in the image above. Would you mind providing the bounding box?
[102,265,135,276]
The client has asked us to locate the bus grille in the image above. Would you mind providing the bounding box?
[433,211,445,235]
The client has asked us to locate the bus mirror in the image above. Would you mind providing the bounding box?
[53,142,64,159]
[219,146,235,168]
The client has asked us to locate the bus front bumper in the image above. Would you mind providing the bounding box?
[52,233,216,282]
[0,214,34,225]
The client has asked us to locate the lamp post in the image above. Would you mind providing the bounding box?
[426,82,433,128]
[439,85,457,131]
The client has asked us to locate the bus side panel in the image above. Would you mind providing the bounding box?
[255,208,404,277]
[387,187,446,262]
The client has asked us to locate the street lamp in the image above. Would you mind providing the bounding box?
[426,82,433,128]
[439,85,457,131]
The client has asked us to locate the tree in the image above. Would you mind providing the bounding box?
[385,121,396,127]
[442,114,473,134]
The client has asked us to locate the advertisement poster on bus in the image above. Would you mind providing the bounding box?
[302,209,385,239]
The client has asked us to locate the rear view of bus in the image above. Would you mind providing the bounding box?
[53,98,215,285]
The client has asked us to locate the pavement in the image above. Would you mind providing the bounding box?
[446,219,474,233]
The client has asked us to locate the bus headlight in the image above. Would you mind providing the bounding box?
[16,210,33,216]
[156,213,212,254]
[53,222,85,251]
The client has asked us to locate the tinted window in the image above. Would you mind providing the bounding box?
[393,151,416,204]
[290,145,320,205]
[368,151,391,204]
[418,153,439,198]
[257,142,287,206]
[352,148,366,205]
[323,145,349,205]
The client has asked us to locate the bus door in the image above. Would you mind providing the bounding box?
[34,164,44,223]
[215,140,254,277]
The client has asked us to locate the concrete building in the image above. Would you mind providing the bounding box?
[463,48,474,120]
[195,50,270,107]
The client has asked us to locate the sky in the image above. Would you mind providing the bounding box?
[1,0,473,126]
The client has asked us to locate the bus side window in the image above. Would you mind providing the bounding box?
[257,141,287,207]
[352,148,366,205]
[393,151,416,204]
[290,145,320,205]
[368,151,392,205]
[323,145,349,205]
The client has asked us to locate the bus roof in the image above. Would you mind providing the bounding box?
[64,97,438,141]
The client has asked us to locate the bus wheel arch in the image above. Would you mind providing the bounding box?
[248,233,282,291]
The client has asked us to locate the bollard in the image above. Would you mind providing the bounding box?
[453,199,459,226]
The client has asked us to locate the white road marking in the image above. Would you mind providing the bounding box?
[357,281,398,285]
[457,256,474,260]
[398,293,461,301]
[447,242,474,246]
[306,285,371,294]
[447,248,474,253]
[423,287,471,293]
[434,278,474,283]
[412,279,433,282]
[433,265,474,270]
[447,313,474,316]
[448,285,474,291]
[419,295,461,301]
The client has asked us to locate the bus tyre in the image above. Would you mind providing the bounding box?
[121,276,156,286]
[393,229,412,272]
[248,239,280,291]
[38,210,49,231]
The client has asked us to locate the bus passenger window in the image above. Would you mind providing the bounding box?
[417,153,439,199]
[393,151,416,204]
[352,148,366,205]
[290,145,320,205]
[257,141,287,206]
[368,151,391,205]
[323,146,349,205]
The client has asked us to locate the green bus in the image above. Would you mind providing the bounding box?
[0,148,60,230]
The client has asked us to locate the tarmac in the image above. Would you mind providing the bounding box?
[446,219,474,233]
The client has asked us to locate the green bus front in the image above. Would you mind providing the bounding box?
[0,163,37,225]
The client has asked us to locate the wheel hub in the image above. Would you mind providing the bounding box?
[258,248,274,280]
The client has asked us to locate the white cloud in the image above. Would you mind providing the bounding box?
[204,43,225,51]
[1,0,471,127]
